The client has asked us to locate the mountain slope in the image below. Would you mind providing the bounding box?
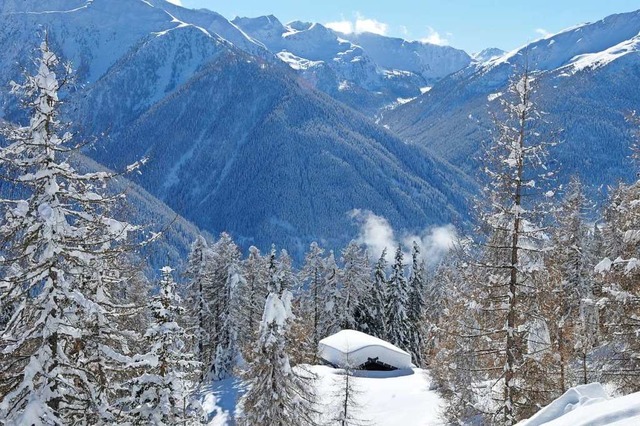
[383,10,640,190]
[0,0,474,256]
[79,41,472,253]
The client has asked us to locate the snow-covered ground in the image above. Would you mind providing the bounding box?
[518,383,640,426]
[201,366,445,425]
[313,365,445,426]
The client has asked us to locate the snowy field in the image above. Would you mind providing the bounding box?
[201,366,446,425]
[312,366,445,426]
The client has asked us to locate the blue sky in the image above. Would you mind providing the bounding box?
[171,1,639,53]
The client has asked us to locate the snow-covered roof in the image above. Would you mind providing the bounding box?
[318,329,412,370]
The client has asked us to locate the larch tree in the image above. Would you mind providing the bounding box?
[446,63,558,424]
[0,39,144,424]
[595,112,640,394]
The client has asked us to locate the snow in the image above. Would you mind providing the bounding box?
[201,366,445,425]
[318,329,413,369]
[313,365,445,426]
[517,384,640,426]
[568,34,640,72]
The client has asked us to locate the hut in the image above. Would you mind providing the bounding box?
[318,329,413,371]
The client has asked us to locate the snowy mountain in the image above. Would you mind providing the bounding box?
[382,10,640,192]
[232,16,471,114]
[472,47,506,63]
[0,0,474,257]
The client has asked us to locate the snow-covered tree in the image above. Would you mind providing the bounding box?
[338,241,370,331]
[235,246,269,357]
[438,64,558,424]
[298,242,340,361]
[407,242,428,367]
[356,249,387,339]
[125,266,201,425]
[546,177,599,390]
[239,250,317,426]
[595,112,640,393]
[0,39,144,424]
[208,232,242,381]
[385,245,411,351]
[184,235,213,379]
[330,351,367,426]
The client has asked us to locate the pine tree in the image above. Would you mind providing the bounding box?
[0,39,145,424]
[238,250,317,426]
[331,352,367,426]
[125,267,201,425]
[385,245,411,351]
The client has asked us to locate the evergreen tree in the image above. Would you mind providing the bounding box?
[235,246,269,358]
[238,250,317,426]
[385,245,411,351]
[125,267,201,425]
[184,235,213,380]
[357,249,387,338]
[208,232,242,381]
[407,242,428,367]
[339,241,370,331]
[299,242,339,361]
[0,40,144,424]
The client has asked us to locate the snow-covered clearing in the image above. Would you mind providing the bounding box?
[201,366,445,425]
[313,366,445,426]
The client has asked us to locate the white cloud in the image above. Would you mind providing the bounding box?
[350,209,457,266]
[420,26,449,45]
[166,0,183,5]
[325,13,388,35]
[355,16,388,35]
[326,20,354,34]
[535,28,551,37]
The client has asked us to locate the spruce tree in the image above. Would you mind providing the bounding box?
[125,267,201,425]
[385,245,411,351]
[339,241,370,331]
[238,250,317,426]
[357,249,387,338]
[407,242,428,367]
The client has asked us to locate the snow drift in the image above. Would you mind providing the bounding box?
[518,383,640,426]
